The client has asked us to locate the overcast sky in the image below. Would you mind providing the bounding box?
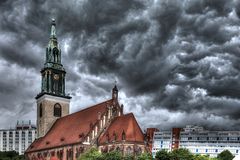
[1,0,240,131]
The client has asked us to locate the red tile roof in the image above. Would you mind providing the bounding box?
[26,99,112,152]
[98,113,145,144]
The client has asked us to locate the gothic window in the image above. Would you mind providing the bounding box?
[66,148,73,160]
[53,74,59,94]
[106,132,110,143]
[122,130,126,141]
[137,147,142,155]
[116,146,121,152]
[53,48,59,63]
[39,104,43,118]
[126,146,132,155]
[113,132,117,141]
[54,103,62,117]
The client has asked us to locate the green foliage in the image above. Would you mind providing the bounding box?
[122,154,134,160]
[79,147,103,160]
[78,147,155,160]
[78,147,235,160]
[137,152,152,160]
[217,150,234,160]
[155,149,171,160]
[171,148,194,160]
[155,149,235,160]
[103,151,122,160]
[194,154,210,160]
[0,151,25,160]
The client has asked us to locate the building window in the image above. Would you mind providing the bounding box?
[116,147,121,152]
[137,147,142,155]
[54,103,62,117]
[40,104,43,118]
[126,146,132,155]
[215,149,218,153]
[236,150,239,153]
[122,130,126,141]
[113,132,117,141]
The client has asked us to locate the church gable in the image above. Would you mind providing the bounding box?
[98,113,145,144]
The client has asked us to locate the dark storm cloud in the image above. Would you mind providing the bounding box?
[1,0,240,130]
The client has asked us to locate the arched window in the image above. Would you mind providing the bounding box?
[137,147,142,155]
[122,130,126,141]
[113,131,117,141]
[54,103,62,117]
[39,104,43,118]
[116,147,121,152]
[53,47,59,63]
[126,146,132,155]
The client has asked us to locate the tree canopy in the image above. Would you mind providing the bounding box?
[0,151,25,160]
[217,150,234,160]
[155,149,235,160]
[78,147,150,160]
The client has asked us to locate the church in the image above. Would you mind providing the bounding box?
[25,20,148,160]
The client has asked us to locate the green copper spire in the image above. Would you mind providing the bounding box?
[44,19,63,69]
[36,19,71,99]
[50,19,57,38]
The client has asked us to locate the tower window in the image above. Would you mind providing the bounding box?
[122,130,126,141]
[40,104,43,118]
[54,103,62,117]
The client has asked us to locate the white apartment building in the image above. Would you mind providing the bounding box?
[0,121,37,155]
[152,125,240,158]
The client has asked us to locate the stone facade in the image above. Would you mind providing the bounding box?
[0,122,36,155]
[36,94,70,138]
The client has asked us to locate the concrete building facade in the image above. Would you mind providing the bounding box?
[0,121,36,155]
[152,125,240,157]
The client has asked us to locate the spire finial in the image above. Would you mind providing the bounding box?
[50,18,56,38]
[113,80,118,91]
[112,80,118,100]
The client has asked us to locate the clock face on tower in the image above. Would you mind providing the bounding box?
[54,74,59,80]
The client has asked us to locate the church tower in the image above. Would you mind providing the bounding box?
[36,19,71,138]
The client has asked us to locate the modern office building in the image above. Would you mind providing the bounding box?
[152,125,240,157]
[0,121,37,155]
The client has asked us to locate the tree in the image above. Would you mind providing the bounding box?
[194,154,210,160]
[78,147,103,160]
[122,154,134,160]
[0,151,25,160]
[137,152,152,160]
[217,150,234,160]
[155,149,171,160]
[171,148,194,160]
[103,151,122,160]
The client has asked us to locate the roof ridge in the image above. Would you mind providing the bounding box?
[59,99,112,120]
